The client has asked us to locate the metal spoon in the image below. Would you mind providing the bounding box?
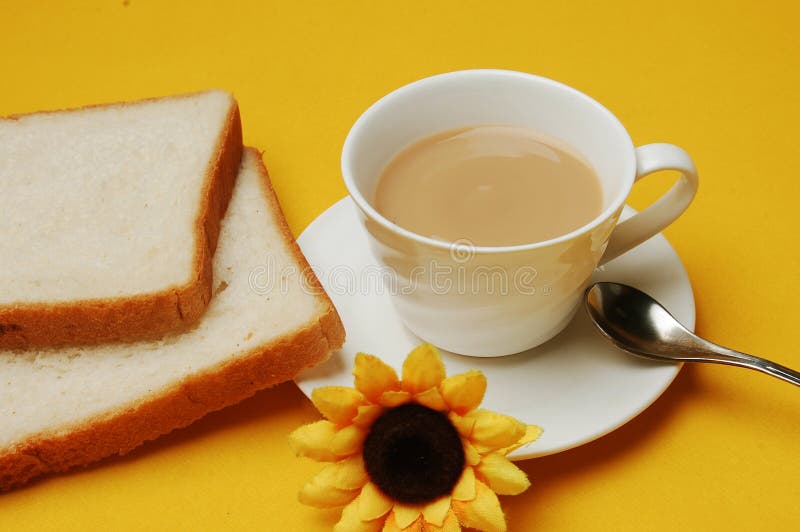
[584,282,800,387]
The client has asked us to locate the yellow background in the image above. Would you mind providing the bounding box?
[2,0,800,530]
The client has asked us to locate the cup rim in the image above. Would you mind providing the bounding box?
[341,69,637,254]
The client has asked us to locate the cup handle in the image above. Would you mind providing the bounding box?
[599,143,699,265]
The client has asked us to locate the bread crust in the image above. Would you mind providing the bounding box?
[0,151,346,491]
[0,92,244,349]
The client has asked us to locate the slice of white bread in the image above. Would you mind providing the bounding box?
[0,91,243,348]
[0,149,345,491]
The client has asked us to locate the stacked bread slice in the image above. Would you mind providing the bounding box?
[0,93,344,490]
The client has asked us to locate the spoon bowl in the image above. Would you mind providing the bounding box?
[585,282,800,387]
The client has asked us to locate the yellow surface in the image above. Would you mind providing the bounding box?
[2,0,799,529]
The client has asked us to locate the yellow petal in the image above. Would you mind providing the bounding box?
[402,344,446,394]
[406,520,424,532]
[424,510,461,532]
[496,425,543,456]
[288,420,338,461]
[393,504,423,529]
[439,370,486,415]
[359,482,394,521]
[298,472,359,508]
[382,512,422,532]
[335,498,384,532]
[452,466,476,502]
[466,410,526,453]
[322,454,369,490]
[452,480,506,532]
[414,387,448,411]
[312,386,365,425]
[330,424,367,457]
[447,412,476,439]
[463,440,481,467]
[475,453,530,495]
[353,404,385,428]
[407,521,423,532]
[422,496,451,527]
[354,353,401,402]
[379,389,413,407]
[381,513,402,532]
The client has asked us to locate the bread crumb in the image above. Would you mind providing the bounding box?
[214,281,229,296]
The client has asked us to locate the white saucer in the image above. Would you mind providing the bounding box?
[295,198,695,459]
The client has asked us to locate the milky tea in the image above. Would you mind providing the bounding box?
[374,125,603,247]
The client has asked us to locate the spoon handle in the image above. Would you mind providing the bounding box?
[744,358,800,387]
[705,344,800,387]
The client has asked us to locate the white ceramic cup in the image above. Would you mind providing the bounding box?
[342,70,698,357]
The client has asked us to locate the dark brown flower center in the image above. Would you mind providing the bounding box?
[362,402,465,504]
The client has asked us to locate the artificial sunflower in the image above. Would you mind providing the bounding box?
[289,344,542,532]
